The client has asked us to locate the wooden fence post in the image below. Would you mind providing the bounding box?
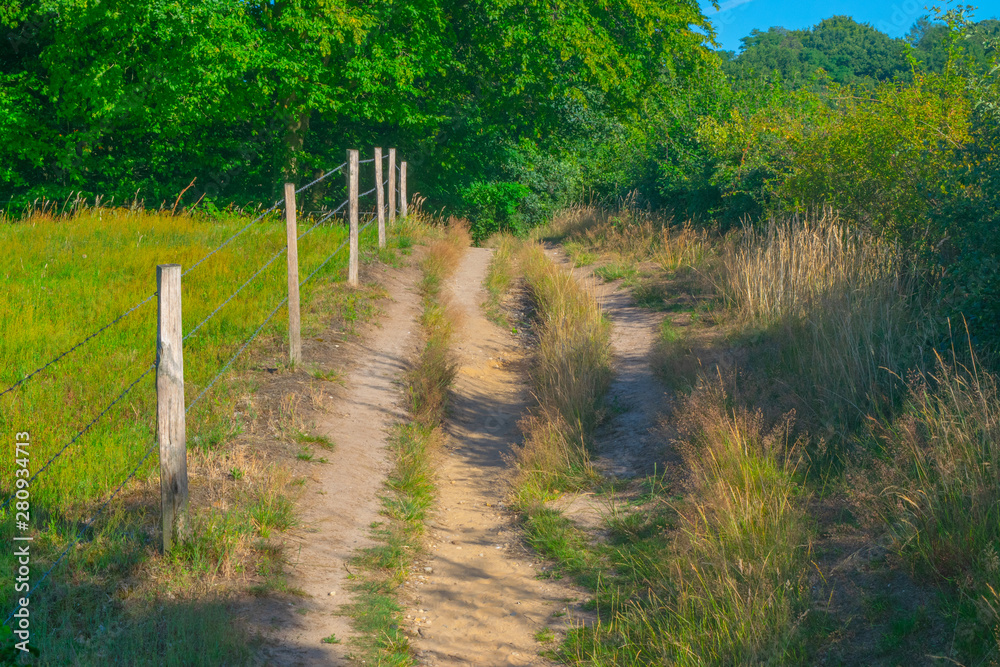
[284,183,302,364]
[375,147,385,249]
[348,149,359,286]
[388,148,396,226]
[400,161,408,218]
[156,264,189,554]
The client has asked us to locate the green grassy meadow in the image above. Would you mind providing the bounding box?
[0,204,392,663]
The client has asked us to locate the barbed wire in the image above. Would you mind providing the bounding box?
[183,245,289,343]
[185,296,288,415]
[181,199,284,278]
[297,199,349,242]
[0,202,280,399]
[0,163,355,504]
[295,162,347,194]
[186,215,378,413]
[301,217,377,287]
[0,364,155,514]
[3,437,158,627]
[0,159,356,398]
[0,294,157,399]
[185,192,356,342]
[359,158,375,165]
[1,210,385,628]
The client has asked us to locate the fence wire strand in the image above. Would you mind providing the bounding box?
[183,245,288,343]
[2,209,384,629]
[186,215,377,413]
[0,294,156,399]
[295,162,347,194]
[184,193,352,342]
[4,438,158,627]
[182,199,283,278]
[0,157,354,398]
[297,199,349,242]
[0,363,155,514]
[301,217,376,287]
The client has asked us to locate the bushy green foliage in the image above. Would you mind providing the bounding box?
[460,181,531,242]
[729,17,909,87]
[0,0,712,212]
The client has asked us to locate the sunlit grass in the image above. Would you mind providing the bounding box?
[0,206,373,512]
[508,242,611,505]
[0,204,390,662]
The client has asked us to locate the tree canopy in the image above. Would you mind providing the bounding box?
[0,0,711,209]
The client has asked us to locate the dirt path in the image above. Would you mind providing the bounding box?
[588,278,668,480]
[405,247,589,667]
[250,261,423,665]
[549,247,669,474]
[534,247,674,532]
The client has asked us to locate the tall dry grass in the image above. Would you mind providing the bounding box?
[563,377,811,665]
[409,220,470,426]
[851,346,1000,659]
[508,242,612,504]
[722,212,934,427]
[545,204,710,270]
[483,234,519,324]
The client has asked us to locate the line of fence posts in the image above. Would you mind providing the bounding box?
[155,147,407,552]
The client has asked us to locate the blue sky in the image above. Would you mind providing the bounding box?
[701,0,1000,53]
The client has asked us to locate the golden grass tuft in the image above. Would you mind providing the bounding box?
[545,204,710,270]
[721,212,935,430]
[483,234,519,324]
[563,375,811,665]
[507,242,612,503]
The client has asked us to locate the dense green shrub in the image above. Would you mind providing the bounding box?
[460,181,531,242]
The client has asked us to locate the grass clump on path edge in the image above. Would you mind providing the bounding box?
[345,219,469,665]
[509,242,612,507]
[558,380,813,665]
[490,235,814,665]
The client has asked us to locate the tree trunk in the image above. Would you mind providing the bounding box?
[281,99,311,182]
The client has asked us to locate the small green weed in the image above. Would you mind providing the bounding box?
[535,628,556,643]
[295,430,335,449]
[594,262,637,282]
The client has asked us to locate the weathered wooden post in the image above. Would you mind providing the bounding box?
[388,148,396,226]
[284,183,302,364]
[156,264,189,554]
[400,161,408,218]
[375,147,385,249]
[348,149,359,286]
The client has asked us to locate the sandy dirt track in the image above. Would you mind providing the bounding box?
[405,247,590,667]
[249,260,423,666]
